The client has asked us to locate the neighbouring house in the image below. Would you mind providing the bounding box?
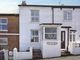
[0,14,19,51]
[18,2,80,58]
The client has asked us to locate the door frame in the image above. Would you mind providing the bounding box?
[61,31,66,50]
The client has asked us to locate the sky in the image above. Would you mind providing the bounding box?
[0,0,80,13]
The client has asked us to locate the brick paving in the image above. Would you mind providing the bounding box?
[38,56,80,60]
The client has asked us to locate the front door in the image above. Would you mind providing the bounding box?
[61,31,65,49]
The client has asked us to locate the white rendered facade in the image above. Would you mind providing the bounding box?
[19,4,80,58]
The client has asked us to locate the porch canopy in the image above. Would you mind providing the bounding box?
[40,23,62,26]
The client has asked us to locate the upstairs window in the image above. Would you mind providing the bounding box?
[31,10,39,22]
[63,10,72,21]
[31,30,39,42]
[45,27,57,40]
[0,18,8,31]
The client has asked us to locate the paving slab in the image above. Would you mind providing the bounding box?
[38,56,80,60]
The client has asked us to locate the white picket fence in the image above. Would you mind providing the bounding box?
[13,47,33,60]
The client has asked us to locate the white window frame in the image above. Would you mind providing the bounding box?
[0,18,8,31]
[0,38,8,45]
[31,10,39,22]
[31,30,39,42]
[70,31,75,42]
[45,27,57,40]
[0,37,8,50]
[63,10,72,21]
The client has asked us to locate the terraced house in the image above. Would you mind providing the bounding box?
[18,2,80,58]
[1,2,80,59]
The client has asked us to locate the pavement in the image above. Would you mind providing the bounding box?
[37,55,80,60]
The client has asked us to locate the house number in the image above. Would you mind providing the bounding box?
[47,42,58,45]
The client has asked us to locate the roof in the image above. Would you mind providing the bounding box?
[61,26,72,28]
[70,30,76,32]
[18,4,80,8]
[0,14,19,16]
[40,23,62,25]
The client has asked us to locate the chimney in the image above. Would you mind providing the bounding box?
[21,0,27,5]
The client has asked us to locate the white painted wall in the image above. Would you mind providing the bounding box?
[19,6,52,51]
[13,47,32,60]
[69,41,80,55]
[54,8,80,41]
[19,5,80,55]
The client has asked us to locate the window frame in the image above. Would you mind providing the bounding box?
[0,37,8,50]
[45,27,57,40]
[70,31,75,42]
[31,30,39,42]
[63,10,72,21]
[0,18,8,31]
[31,10,39,22]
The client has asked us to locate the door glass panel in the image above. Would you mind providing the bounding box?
[61,31,65,49]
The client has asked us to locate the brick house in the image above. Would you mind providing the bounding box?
[0,14,19,51]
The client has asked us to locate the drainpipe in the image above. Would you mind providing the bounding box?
[67,28,70,52]
[52,7,54,23]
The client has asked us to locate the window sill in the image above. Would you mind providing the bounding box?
[0,30,8,32]
[63,20,72,22]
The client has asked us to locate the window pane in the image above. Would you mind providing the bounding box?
[70,34,72,41]
[31,10,39,16]
[64,11,67,20]
[68,11,72,20]
[2,25,7,30]
[31,30,39,42]
[35,17,39,21]
[31,37,39,42]
[64,11,72,21]
[31,17,39,22]
[45,34,57,39]
[0,45,8,50]
[1,19,7,23]
[45,28,57,33]
[73,34,75,41]
[0,18,8,31]
[31,10,39,22]
[0,38,8,44]
[0,25,2,30]
[31,30,38,36]
[45,27,57,40]
[31,37,34,42]
[34,37,39,42]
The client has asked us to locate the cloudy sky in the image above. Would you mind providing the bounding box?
[0,0,80,13]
